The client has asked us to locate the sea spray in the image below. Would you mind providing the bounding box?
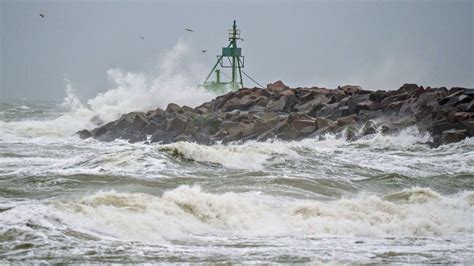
[80,40,216,124]
[0,41,217,140]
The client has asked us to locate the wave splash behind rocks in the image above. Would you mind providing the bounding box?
[78,81,474,147]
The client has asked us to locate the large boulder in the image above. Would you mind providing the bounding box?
[76,129,92,139]
[336,114,359,128]
[129,114,148,133]
[166,103,182,113]
[150,129,176,143]
[381,93,411,106]
[463,120,474,136]
[442,129,467,144]
[166,115,188,133]
[267,80,289,91]
[338,85,362,95]
[398,83,424,97]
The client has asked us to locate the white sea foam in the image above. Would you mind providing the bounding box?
[154,131,473,178]
[0,138,168,178]
[2,186,470,244]
[15,105,31,110]
[157,130,431,171]
[1,124,471,180]
[160,140,301,170]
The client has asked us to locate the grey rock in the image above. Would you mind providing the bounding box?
[173,134,195,142]
[76,129,92,139]
[166,103,182,113]
[150,129,175,143]
[129,114,148,133]
[257,130,276,141]
[463,120,474,136]
[166,115,188,133]
[361,121,377,136]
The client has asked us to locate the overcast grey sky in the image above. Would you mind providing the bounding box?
[1,0,472,100]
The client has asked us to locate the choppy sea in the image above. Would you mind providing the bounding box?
[0,100,473,264]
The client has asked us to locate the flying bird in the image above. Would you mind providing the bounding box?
[184,28,194,32]
[39,13,45,18]
[201,50,207,53]
[139,35,145,40]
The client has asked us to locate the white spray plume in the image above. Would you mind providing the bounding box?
[63,40,217,128]
[80,40,216,123]
[0,41,218,139]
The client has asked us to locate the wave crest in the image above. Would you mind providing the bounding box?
[38,186,473,242]
[383,187,441,203]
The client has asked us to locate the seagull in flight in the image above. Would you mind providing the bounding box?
[39,13,45,18]
[201,50,207,53]
[184,28,194,32]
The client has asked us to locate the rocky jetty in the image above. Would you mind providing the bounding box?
[77,81,474,147]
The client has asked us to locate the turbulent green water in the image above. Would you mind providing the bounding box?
[0,100,473,264]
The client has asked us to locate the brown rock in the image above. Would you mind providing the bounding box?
[222,121,250,136]
[315,117,332,129]
[267,80,289,91]
[454,112,473,122]
[222,96,255,112]
[442,129,467,144]
[381,93,411,106]
[384,100,406,114]
[338,85,362,95]
[292,118,316,132]
[336,114,359,127]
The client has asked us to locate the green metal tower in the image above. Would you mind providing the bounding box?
[200,20,244,92]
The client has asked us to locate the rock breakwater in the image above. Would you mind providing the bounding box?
[78,81,474,147]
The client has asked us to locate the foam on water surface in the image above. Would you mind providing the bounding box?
[0,48,473,262]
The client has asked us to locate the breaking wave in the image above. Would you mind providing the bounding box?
[1,186,472,244]
[160,140,300,170]
[158,130,473,178]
